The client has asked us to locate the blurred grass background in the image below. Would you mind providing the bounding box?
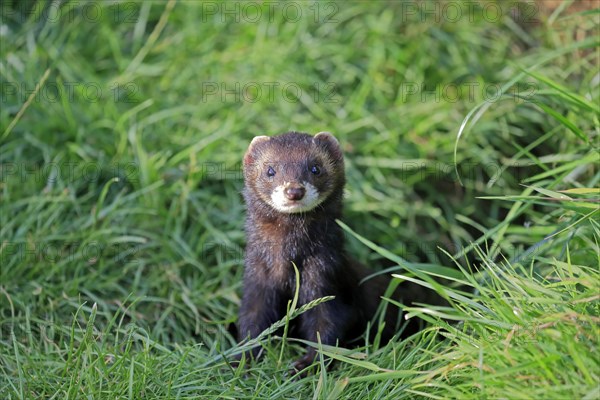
[1,0,598,398]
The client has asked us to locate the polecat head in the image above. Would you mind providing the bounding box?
[243,131,345,214]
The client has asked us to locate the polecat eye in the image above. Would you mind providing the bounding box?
[310,165,321,175]
[267,166,276,177]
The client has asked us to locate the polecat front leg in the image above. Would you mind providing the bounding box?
[237,273,285,361]
[291,271,355,375]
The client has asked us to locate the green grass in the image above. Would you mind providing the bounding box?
[1,0,599,398]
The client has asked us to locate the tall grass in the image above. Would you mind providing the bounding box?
[1,1,598,398]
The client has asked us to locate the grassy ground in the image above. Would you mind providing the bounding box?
[1,0,598,398]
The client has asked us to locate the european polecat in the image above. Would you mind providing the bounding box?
[237,131,407,373]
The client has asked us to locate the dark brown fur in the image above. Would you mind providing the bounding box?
[238,132,408,373]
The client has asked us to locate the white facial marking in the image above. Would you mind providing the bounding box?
[270,182,322,213]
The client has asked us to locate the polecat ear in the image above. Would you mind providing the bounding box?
[314,131,338,144]
[244,135,270,166]
[248,135,270,150]
[314,131,343,161]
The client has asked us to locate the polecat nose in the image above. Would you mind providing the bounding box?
[284,186,305,200]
